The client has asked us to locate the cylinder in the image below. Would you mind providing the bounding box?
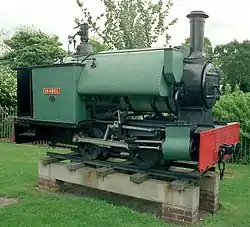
[186,10,209,58]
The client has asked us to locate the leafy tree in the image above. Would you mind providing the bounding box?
[1,26,67,69]
[68,37,109,54]
[75,0,177,50]
[181,37,213,59]
[0,29,9,56]
[0,64,16,107]
[89,38,109,53]
[214,40,250,92]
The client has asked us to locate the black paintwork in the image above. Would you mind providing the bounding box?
[186,10,209,58]
[178,11,220,124]
[16,68,33,117]
[178,58,220,124]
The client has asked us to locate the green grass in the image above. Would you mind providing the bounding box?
[0,142,250,226]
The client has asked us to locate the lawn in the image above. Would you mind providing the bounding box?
[0,142,250,227]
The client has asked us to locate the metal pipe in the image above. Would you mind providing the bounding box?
[103,125,111,141]
[186,10,209,58]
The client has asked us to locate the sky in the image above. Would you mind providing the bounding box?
[0,0,249,51]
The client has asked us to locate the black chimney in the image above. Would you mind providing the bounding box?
[187,10,209,58]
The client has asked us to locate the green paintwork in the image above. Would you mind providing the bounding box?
[127,96,170,112]
[77,48,183,96]
[161,125,191,160]
[71,47,184,113]
[163,49,184,83]
[174,46,190,59]
[30,47,185,121]
[32,65,90,123]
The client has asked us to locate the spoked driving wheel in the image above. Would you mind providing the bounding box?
[129,148,161,169]
[78,143,104,160]
[77,126,108,161]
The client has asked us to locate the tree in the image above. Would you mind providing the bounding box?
[181,37,213,59]
[68,37,109,54]
[89,38,109,53]
[75,0,177,50]
[1,26,67,69]
[0,64,16,107]
[0,29,9,56]
[214,40,250,92]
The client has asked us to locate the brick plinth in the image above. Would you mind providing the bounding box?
[162,204,198,224]
[38,159,224,224]
[161,181,200,225]
[38,177,63,193]
[199,172,219,213]
[199,190,219,213]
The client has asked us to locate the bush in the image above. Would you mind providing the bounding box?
[213,86,250,134]
[213,86,250,163]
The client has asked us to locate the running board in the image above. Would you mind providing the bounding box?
[72,135,161,150]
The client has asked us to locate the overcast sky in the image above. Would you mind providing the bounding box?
[0,0,249,50]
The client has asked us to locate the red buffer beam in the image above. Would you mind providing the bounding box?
[198,122,240,172]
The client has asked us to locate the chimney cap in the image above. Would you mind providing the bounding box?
[187,10,209,19]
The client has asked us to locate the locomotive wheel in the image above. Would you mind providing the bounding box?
[129,148,161,169]
[78,143,103,160]
[77,126,109,161]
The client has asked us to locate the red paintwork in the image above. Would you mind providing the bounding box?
[198,122,240,172]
